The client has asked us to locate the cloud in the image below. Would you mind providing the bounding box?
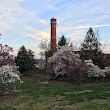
[101,40,110,53]
[0,0,110,58]
[22,25,50,40]
[37,19,48,25]
[0,0,35,33]
[55,0,110,53]
[58,24,110,31]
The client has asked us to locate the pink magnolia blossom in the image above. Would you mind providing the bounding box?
[48,45,86,78]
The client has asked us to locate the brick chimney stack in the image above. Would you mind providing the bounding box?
[50,17,56,53]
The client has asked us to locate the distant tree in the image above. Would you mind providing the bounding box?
[58,35,67,47]
[39,38,50,69]
[81,27,105,68]
[81,27,101,51]
[15,46,35,75]
[58,35,70,48]
[27,49,35,71]
[39,38,50,58]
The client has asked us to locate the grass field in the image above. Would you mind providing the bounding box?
[0,74,110,110]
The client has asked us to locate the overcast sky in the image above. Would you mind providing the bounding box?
[0,0,110,58]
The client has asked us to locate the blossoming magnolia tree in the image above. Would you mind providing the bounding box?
[0,44,21,94]
[0,64,21,84]
[85,59,106,81]
[48,45,87,82]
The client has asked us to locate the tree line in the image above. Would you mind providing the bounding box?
[16,27,106,75]
[40,27,106,69]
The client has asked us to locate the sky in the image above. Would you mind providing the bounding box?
[0,0,110,58]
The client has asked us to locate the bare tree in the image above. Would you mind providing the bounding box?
[39,38,50,58]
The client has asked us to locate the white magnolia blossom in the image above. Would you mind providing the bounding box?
[0,64,21,84]
[105,67,110,74]
[48,45,83,78]
[85,59,106,78]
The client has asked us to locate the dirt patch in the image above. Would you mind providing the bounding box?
[105,91,110,94]
[30,95,69,110]
[65,90,93,95]
[65,99,110,110]
[38,81,49,84]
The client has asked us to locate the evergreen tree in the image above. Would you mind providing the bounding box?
[15,46,35,74]
[58,35,67,48]
[28,49,35,71]
[81,27,105,68]
[81,27,101,51]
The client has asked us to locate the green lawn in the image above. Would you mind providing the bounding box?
[0,74,110,110]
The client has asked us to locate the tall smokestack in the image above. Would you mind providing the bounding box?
[50,17,56,53]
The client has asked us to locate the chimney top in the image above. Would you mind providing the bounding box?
[51,17,56,20]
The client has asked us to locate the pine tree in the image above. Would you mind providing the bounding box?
[81,27,105,68]
[28,49,35,71]
[81,27,101,51]
[58,35,67,48]
[15,46,35,74]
